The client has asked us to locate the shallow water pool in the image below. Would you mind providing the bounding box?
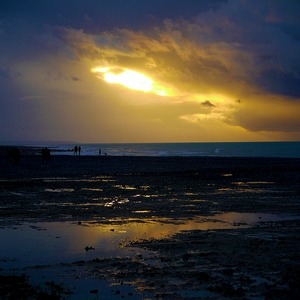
[1,212,299,269]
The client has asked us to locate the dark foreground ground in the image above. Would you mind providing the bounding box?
[0,148,300,299]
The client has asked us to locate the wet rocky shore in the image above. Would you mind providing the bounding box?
[1,148,300,299]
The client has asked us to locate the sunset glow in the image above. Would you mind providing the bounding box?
[1,1,299,143]
[108,70,152,92]
[91,67,170,96]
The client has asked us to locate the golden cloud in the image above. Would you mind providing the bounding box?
[54,17,300,134]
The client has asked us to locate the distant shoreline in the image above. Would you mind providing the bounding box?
[1,148,300,180]
[0,145,74,156]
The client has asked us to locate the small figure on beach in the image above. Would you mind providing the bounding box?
[99,148,101,156]
[74,146,78,155]
[42,147,51,164]
[78,146,81,155]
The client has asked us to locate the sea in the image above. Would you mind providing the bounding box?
[15,141,300,158]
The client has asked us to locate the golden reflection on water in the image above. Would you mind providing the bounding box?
[216,187,265,193]
[215,181,275,194]
[2,212,295,268]
[136,194,159,198]
[44,188,75,192]
[218,188,232,191]
[101,179,116,182]
[139,185,150,190]
[43,176,116,183]
[232,181,274,185]
[232,181,246,185]
[190,199,208,202]
[105,198,130,207]
[113,185,137,190]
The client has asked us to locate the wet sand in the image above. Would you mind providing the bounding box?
[1,148,300,299]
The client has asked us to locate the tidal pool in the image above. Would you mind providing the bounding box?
[1,212,299,300]
[1,212,299,270]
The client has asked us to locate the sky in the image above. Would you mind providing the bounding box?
[1,0,300,143]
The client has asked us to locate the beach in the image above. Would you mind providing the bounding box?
[1,147,300,299]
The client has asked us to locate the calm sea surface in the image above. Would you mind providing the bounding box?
[23,141,300,158]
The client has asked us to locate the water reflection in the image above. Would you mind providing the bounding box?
[113,185,137,190]
[44,188,75,192]
[1,212,299,270]
[105,198,130,207]
[81,188,103,191]
[43,177,116,183]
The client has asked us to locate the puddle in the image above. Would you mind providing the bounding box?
[23,267,144,300]
[1,222,143,269]
[211,212,298,226]
[44,188,75,192]
[1,212,299,270]
[1,212,299,299]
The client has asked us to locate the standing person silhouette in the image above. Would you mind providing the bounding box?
[74,146,78,155]
[78,146,81,155]
[42,147,51,165]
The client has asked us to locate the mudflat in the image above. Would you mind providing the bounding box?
[1,149,300,299]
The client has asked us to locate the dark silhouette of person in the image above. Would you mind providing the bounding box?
[45,147,51,162]
[78,146,81,155]
[13,148,20,165]
[99,148,101,156]
[42,147,51,164]
[42,147,46,162]
[74,146,78,155]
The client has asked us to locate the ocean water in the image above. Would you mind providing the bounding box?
[27,141,300,158]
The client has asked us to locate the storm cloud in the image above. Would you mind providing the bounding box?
[0,0,299,142]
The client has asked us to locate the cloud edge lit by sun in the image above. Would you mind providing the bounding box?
[91,66,172,96]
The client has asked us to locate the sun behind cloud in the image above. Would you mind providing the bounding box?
[91,66,170,96]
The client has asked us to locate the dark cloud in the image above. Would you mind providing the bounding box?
[256,69,300,98]
[0,65,21,79]
[71,76,80,82]
[0,65,12,79]
[201,100,215,107]
[54,0,300,99]
[231,110,300,133]
[0,0,227,32]
[46,71,81,82]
